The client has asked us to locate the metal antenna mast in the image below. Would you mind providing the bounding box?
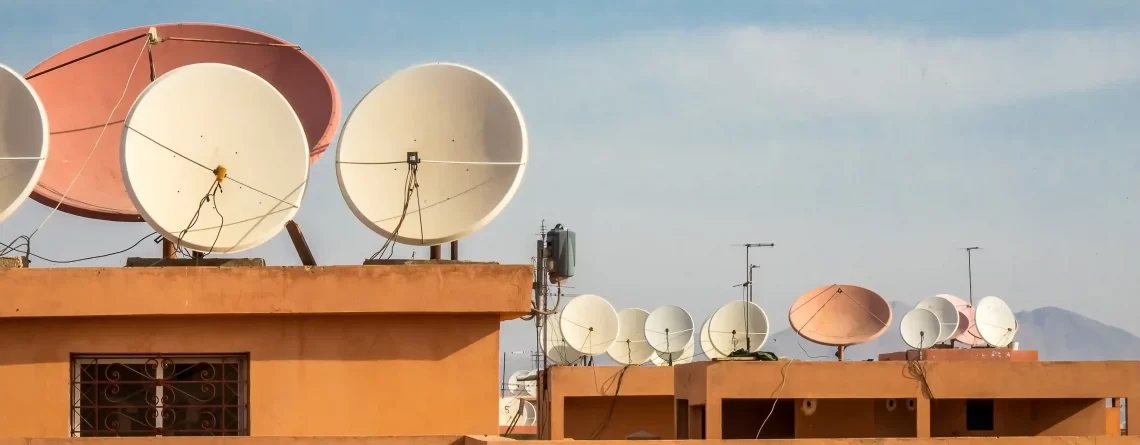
[733,242,774,352]
[963,247,980,307]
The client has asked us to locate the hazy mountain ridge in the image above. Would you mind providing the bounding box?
[764,302,1140,361]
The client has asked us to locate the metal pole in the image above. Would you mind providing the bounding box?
[964,247,980,306]
[500,352,507,396]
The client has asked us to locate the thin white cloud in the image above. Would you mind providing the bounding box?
[493,26,1140,121]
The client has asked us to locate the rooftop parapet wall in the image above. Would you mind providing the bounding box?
[677,360,1140,400]
[1,436,1139,445]
[0,264,533,320]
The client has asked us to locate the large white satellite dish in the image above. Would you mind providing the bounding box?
[915,296,960,343]
[901,308,941,349]
[644,305,694,354]
[606,308,654,365]
[336,62,527,246]
[544,312,584,365]
[709,300,770,355]
[975,296,1017,347]
[121,63,308,254]
[699,316,727,360]
[559,294,619,356]
[651,335,695,366]
[0,64,49,223]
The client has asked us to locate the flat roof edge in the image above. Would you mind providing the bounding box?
[0,264,534,319]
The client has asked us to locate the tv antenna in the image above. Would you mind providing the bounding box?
[733,243,773,353]
[962,247,981,306]
[733,243,774,303]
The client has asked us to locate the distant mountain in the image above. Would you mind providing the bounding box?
[762,302,1140,361]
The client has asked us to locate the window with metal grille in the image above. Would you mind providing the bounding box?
[70,354,249,437]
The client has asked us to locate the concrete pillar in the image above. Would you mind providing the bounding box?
[915,396,931,438]
[704,398,722,439]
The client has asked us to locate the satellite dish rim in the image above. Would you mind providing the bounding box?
[120,62,309,254]
[0,64,49,223]
[334,62,528,246]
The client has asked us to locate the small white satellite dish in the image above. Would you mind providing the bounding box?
[121,63,308,253]
[709,300,770,355]
[644,305,694,354]
[544,312,585,365]
[606,308,654,365]
[975,296,1017,347]
[559,294,620,356]
[915,296,960,343]
[507,370,528,396]
[336,62,527,245]
[651,335,695,366]
[700,316,728,360]
[0,64,49,223]
[901,308,941,349]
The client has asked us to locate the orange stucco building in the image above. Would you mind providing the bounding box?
[541,355,1138,441]
[0,264,532,437]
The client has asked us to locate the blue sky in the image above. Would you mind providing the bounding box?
[2,1,1139,357]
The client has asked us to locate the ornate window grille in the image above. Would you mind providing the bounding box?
[70,354,249,436]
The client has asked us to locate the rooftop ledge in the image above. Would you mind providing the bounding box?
[0,264,533,320]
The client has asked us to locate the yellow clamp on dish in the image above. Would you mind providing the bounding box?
[213,166,228,183]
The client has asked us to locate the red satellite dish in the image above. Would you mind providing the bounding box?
[788,284,893,359]
[25,23,340,221]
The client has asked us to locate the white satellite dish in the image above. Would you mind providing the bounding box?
[975,296,1017,347]
[523,369,538,397]
[507,370,528,396]
[644,305,694,354]
[499,397,535,426]
[606,308,654,365]
[559,294,620,356]
[498,397,516,426]
[336,62,527,246]
[709,301,770,355]
[700,316,727,360]
[521,401,538,426]
[901,308,941,349]
[0,64,49,223]
[915,296,960,343]
[651,335,695,366]
[544,312,584,365]
[121,63,308,254]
